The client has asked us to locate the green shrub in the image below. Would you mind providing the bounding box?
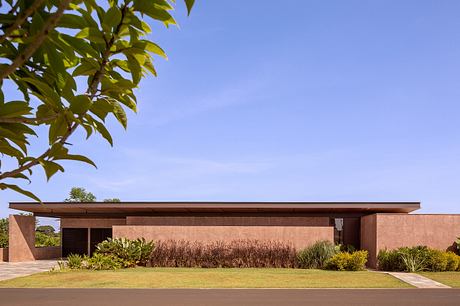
[86,253,122,270]
[67,254,83,269]
[378,249,405,271]
[35,231,60,247]
[96,238,154,267]
[445,252,460,271]
[426,249,448,272]
[297,240,338,269]
[377,246,459,272]
[325,251,368,271]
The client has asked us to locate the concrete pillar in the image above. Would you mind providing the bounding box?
[8,214,35,262]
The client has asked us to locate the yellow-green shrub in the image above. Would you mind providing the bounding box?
[445,252,460,271]
[325,250,368,271]
[426,249,448,272]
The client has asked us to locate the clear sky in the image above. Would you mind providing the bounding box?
[1,0,460,223]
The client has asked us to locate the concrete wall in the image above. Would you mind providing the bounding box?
[61,218,126,228]
[34,246,61,260]
[0,248,7,262]
[361,214,460,268]
[360,214,377,267]
[8,215,36,262]
[126,216,330,226]
[8,215,61,262]
[113,225,334,249]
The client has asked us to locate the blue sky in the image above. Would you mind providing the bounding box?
[2,0,460,223]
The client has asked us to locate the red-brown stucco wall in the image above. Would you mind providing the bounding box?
[113,225,333,249]
[126,216,330,226]
[361,214,460,268]
[61,218,126,228]
[360,214,377,268]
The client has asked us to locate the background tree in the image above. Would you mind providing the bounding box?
[103,198,120,202]
[64,186,96,202]
[0,217,8,248]
[0,0,194,201]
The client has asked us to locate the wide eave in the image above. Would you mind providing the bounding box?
[9,201,421,218]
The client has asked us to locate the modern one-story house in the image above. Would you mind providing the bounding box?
[2,201,460,267]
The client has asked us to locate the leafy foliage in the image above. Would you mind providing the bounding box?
[96,237,154,267]
[36,225,55,235]
[0,0,194,200]
[297,240,339,269]
[86,253,123,270]
[103,198,120,202]
[67,253,84,269]
[0,218,8,248]
[64,187,96,202]
[35,230,59,247]
[377,246,460,272]
[324,250,368,271]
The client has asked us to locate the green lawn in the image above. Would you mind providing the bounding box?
[419,272,460,288]
[0,267,411,288]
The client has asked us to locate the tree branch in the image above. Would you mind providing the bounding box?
[0,0,72,80]
[0,0,46,45]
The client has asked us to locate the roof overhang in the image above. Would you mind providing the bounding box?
[9,201,421,218]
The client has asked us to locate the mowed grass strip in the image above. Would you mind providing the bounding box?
[0,268,411,288]
[419,272,460,288]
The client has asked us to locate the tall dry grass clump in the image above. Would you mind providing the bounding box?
[150,239,298,268]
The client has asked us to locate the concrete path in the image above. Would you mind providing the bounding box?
[1,289,460,306]
[0,260,58,281]
[388,272,451,288]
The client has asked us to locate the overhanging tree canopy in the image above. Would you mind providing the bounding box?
[0,0,194,200]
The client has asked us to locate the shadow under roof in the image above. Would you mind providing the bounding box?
[9,201,421,218]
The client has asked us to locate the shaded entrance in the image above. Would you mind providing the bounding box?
[62,228,87,257]
[90,228,112,256]
[62,228,112,257]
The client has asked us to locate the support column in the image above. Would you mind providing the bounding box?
[8,214,35,262]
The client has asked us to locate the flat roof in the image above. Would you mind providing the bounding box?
[9,201,421,218]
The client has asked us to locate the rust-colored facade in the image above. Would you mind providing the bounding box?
[6,201,460,267]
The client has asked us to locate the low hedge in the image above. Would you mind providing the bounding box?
[378,246,460,272]
[151,239,298,268]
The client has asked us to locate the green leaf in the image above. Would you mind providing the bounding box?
[0,101,32,117]
[103,6,122,29]
[94,120,113,146]
[134,40,167,59]
[53,154,97,168]
[184,0,195,15]
[90,98,113,121]
[39,160,64,181]
[48,114,69,144]
[133,0,176,26]
[76,27,106,44]
[58,14,88,29]
[69,95,92,115]
[112,103,127,129]
[21,78,62,109]
[61,34,99,58]
[0,183,41,202]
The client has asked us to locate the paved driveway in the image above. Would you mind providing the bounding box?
[0,289,460,306]
[0,260,58,281]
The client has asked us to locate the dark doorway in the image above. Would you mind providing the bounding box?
[342,217,361,250]
[90,228,112,256]
[331,217,361,250]
[62,228,88,257]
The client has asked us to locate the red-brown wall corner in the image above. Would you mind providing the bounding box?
[8,214,35,262]
[360,214,378,269]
